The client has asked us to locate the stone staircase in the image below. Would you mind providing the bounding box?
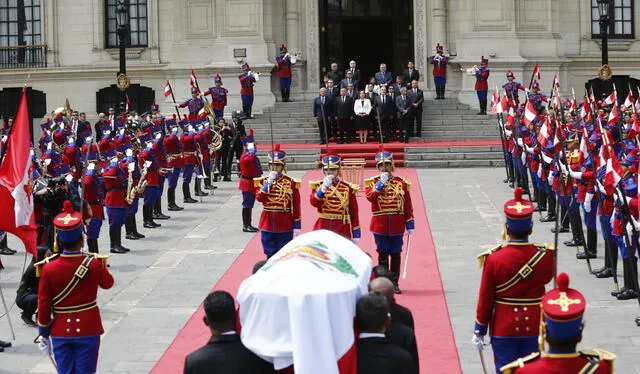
[248,101,320,144]
[418,99,498,141]
[404,145,505,168]
[256,148,320,171]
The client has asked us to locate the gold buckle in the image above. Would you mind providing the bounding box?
[518,264,533,279]
[75,265,88,279]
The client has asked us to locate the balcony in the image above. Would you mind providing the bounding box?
[0,44,47,69]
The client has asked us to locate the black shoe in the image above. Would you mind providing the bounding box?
[184,197,198,203]
[153,211,170,220]
[565,240,584,247]
[576,251,596,259]
[143,221,160,229]
[635,316,640,326]
[125,232,139,240]
[117,245,130,252]
[0,247,15,255]
[133,231,145,239]
[168,203,183,211]
[110,246,127,254]
[393,283,402,294]
[595,268,614,278]
[551,227,569,233]
[540,215,556,222]
[223,176,232,182]
[611,287,626,297]
[243,225,259,233]
[616,288,638,300]
[0,340,11,348]
[21,314,37,327]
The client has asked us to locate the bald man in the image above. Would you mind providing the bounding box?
[369,278,420,371]
[369,277,414,330]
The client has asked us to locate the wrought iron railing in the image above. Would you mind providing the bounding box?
[0,44,47,69]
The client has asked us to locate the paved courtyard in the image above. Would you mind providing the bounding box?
[0,168,638,373]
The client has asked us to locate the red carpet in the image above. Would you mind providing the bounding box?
[151,168,461,374]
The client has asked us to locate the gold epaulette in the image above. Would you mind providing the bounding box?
[477,244,502,268]
[309,180,322,191]
[581,348,616,362]
[350,183,360,192]
[535,242,556,251]
[34,253,60,277]
[88,253,110,269]
[253,176,265,188]
[499,352,540,374]
[292,177,301,189]
[364,176,376,189]
[398,176,411,191]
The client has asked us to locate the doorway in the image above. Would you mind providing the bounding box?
[341,20,393,87]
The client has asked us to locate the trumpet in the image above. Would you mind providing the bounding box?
[461,65,479,76]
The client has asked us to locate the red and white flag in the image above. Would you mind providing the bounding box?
[537,116,550,147]
[190,70,198,89]
[490,90,500,114]
[622,91,634,111]
[532,63,541,81]
[579,98,590,120]
[604,147,624,194]
[523,101,538,126]
[0,88,37,255]
[164,81,172,97]
[607,104,619,127]
[603,91,617,106]
[552,72,560,90]
[553,121,565,152]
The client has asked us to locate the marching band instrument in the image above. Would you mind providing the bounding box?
[462,65,479,76]
[125,165,134,204]
[126,162,149,204]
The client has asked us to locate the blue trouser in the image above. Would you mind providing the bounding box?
[182,164,195,183]
[476,90,488,101]
[158,176,166,196]
[241,94,254,107]
[261,231,293,258]
[373,233,404,254]
[203,161,211,174]
[168,168,181,189]
[213,109,224,119]
[86,219,102,240]
[279,77,292,90]
[581,200,598,230]
[144,186,159,205]
[52,335,100,374]
[434,76,446,88]
[106,207,125,228]
[615,234,638,260]
[491,336,538,374]
[125,197,138,217]
[242,192,256,209]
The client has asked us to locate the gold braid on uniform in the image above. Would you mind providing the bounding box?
[376,180,405,212]
[325,184,351,224]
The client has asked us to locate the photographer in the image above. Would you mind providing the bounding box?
[33,175,73,250]
[215,118,233,182]
[227,111,247,180]
[16,245,51,327]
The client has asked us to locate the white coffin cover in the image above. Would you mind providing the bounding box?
[237,230,372,374]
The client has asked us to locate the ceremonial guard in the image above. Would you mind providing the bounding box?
[430,43,449,99]
[139,139,162,229]
[121,148,146,241]
[503,71,528,106]
[309,153,360,242]
[203,74,228,119]
[475,56,491,115]
[82,162,105,253]
[238,130,261,232]
[527,82,548,112]
[239,62,259,118]
[364,148,414,294]
[163,116,184,211]
[473,187,555,373]
[179,88,205,122]
[151,128,171,220]
[103,156,130,254]
[36,201,114,373]
[194,121,214,190]
[254,144,301,258]
[180,122,201,203]
[275,44,297,102]
[500,273,615,373]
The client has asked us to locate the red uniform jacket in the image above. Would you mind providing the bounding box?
[204,86,228,110]
[238,151,262,193]
[37,252,114,337]
[504,350,614,373]
[103,163,128,208]
[255,175,301,232]
[475,242,555,337]
[309,179,359,239]
[164,133,184,168]
[152,139,169,176]
[195,132,211,163]
[83,173,105,220]
[64,144,83,180]
[364,176,414,235]
[276,56,293,78]
[139,147,160,186]
[239,73,257,95]
[180,132,198,165]
[475,68,490,91]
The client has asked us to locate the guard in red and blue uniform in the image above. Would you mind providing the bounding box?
[180,122,200,203]
[203,74,228,119]
[163,117,184,211]
[275,44,296,102]
[103,157,130,254]
[430,43,449,99]
[309,153,360,242]
[475,56,491,115]
[238,129,261,232]
[501,273,615,373]
[254,144,301,258]
[364,149,414,294]
[151,129,171,220]
[503,70,528,106]
[83,162,105,254]
[193,121,211,196]
[527,82,548,112]
[36,200,114,374]
[64,136,83,200]
[473,187,555,373]
[42,144,71,178]
[179,88,205,122]
[139,140,162,229]
[239,62,259,118]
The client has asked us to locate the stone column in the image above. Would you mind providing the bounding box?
[431,0,447,49]
[285,0,300,52]
[304,0,320,98]
[413,0,427,80]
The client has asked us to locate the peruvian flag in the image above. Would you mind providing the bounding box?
[604,147,624,194]
[537,116,550,147]
[532,63,541,81]
[190,69,198,89]
[164,80,172,97]
[607,104,619,127]
[492,92,508,114]
[506,105,516,125]
[579,127,589,162]
[603,91,617,106]
[0,88,37,256]
[553,122,565,152]
[523,100,538,126]
[490,91,500,114]
[553,92,562,110]
[579,98,590,120]
[622,91,634,111]
[552,72,560,90]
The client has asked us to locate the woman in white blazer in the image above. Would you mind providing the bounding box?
[353,90,372,144]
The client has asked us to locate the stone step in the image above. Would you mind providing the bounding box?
[252,128,319,134]
[404,159,505,168]
[405,145,503,153]
[404,152,502,161]
[422,130,497,137]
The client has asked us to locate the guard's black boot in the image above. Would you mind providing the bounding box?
[594,267,614,278]
[183,183,197,203]
[125,216,139,240]
[242,208,259,232]
[280,89,286,102]
[110,227,127,254]
[203,177,215,190]
[153,197,170,219]
[114,226,130,252]
[0,235,16,255]
[167,188,183,211]
[617,260,639,300]
[194,179,209,196]
[143,205,161,228]
[285,89,291,102]
[87,238,99,253]
[131,216,145,238]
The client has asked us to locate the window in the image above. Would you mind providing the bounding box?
[105,0,148,48]
[592,0,634,39]
[0,0,42,47]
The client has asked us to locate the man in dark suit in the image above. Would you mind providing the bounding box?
[346,83,357,100]
[313,88,333,144]
[392,75,405,96]
[396,87,412,143]
[345,60,361,88]
[407,80,424,138]
[340,70,358,91]
[327,62,343,86]
[94,113,106,141]
[356,292,416,374]
[325,79,340,98]
[334,88,355,144]
[183,291,272,374]
[375,63,393,87]
[403,61,420,88]
[373,86,393,141]
[387,85,398,139]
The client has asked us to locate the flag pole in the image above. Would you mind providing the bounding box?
[167,81,182,119]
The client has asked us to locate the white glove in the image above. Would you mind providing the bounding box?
[525,88,531,93]
[547,173,554,185]
[407,229,414,235]
[626,222,634,238]
[632,216,640,232]
[38,337,52,355]
[568,170,582,180]
[380,172,390,184]
[584,193,594,213]
[267,171,278,184]
[352,237,361,245]
[471,334,484,351]
[321,175,334,192]
[293,229,301,237]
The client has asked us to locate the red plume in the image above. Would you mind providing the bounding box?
[557,272,569,291]
[172,114,177,119]
[378,145,383,152]
[63,200,74,213]
[514,187,523,202]
[249,128,254,136]
[274,143,281,151]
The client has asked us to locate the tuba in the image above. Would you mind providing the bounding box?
[208,120,223,152]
